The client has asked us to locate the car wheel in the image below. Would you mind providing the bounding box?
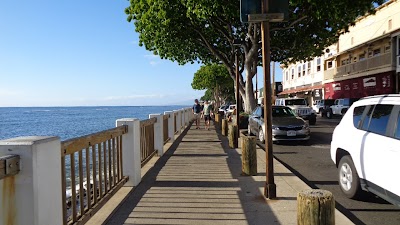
[338,155,361,199]
[326,109,333,119]
[258,127,265,143]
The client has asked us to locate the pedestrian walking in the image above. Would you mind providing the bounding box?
[202,100,213,130]
[192,99,202,129]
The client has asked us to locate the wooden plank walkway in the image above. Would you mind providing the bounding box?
[103,120,353,225]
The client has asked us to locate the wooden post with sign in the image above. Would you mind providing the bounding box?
[241,0,288,199]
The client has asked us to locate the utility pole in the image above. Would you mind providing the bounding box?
[241,0,287,200]
[261,0,276,199]
[235,49,240,148]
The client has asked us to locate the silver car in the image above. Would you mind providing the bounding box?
[248,105,310,143]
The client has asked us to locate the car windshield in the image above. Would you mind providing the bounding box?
[284,99,307,105]
[272,107,296,117]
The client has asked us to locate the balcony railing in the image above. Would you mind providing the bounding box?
[335,53,391,78]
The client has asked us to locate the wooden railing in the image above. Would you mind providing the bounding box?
[140,117,157,167]
[163,114,170,144]
[335,53,391,78]
[61,125,128,225]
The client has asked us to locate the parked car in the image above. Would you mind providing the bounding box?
[275,98,317,125]
[330,94,400,206]
[225,104,236,117]
[248,105,310,143]
[312,100,321,113]
[218,105,229,116]
[326,98,359,118]
[315,99,336,116]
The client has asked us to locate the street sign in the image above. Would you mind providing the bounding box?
[248,13,284,22]
[240,0,289,23]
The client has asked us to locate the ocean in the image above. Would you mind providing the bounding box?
[0,106,188,141]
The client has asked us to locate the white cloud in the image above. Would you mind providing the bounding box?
[144,54,158,59]
[0,89,23,97]
[144,54,161,66]
[149,61,159,66]
[104,94,166,101]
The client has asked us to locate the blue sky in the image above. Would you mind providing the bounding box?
[0,0,281,107]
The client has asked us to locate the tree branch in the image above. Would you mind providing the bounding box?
[193,27,230,67]
[270,15,308,32]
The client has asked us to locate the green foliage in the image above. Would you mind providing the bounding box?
[191,64,232,89]
[126,0,384,65]
[125,0,385,111]
[200,89,214,101]
[192,64,235,102]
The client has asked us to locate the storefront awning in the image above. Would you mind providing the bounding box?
[278,84,324,95]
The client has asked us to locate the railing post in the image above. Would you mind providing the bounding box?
[164,111,175,142]
[174,110,181,134]
[183,108,187,126]
[116,118,141,186]
[181,109,185,129]
[188,107,193,122]
[0,136,62,225]
[149,114,164,157]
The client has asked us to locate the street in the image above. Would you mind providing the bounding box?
[259,116,400,225]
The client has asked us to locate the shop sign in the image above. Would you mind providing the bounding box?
[363,77,376,88]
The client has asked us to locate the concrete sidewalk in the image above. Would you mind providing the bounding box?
[96,121,353,225]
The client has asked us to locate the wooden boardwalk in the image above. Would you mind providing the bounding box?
[102,120,353,225]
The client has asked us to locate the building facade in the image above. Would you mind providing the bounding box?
[280,0,400,104]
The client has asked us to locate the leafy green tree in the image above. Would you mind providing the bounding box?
[200,89,214,101]
[125,0,384,112]
[191,64,234,107]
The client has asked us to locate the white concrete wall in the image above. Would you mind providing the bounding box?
[116,119,141,187]
[340,0,400,52]
[149,114,164,157]
[0,136,62,225]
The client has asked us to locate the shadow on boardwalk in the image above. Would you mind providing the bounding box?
[105,121,284,225]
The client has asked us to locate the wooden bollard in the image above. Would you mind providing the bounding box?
[222,119,228,136]
[297,189,335,225]
[214,114,220,129]
[241,135,257,175]
[228,124,237,148]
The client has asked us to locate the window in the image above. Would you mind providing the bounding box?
[389,19,392,30]
[307,62,311,74]
[341,60,347,66]
[373,48,381,56]
[385,45,390,53]
[317,58,321,71]
[327,61,333,69]
[302,64,306,76]
[359,53,366,61]
[362,104,393,135]
[296,66,300,77]
[353,106,366,128]
[291,68,294,79]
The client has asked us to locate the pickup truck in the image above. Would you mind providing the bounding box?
[326,98,359,118]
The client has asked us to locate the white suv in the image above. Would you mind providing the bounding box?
[330,94,400,206]
[275,98,317,125]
